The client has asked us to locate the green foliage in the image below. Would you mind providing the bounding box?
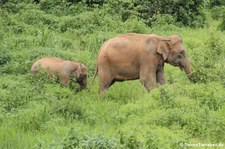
[218,11,225,30]
[62,128,119,148]
[210,0,225,8]
[51,99,84,120]
[211,6,225,20]
[18,106,50,132]
[0,0,225,148]
[81,135,117,149]
[210,1,225,30]
[151,13,176,29]
[122,0,207,27]
[0,48,11,66]
[189,31,225,83]
[0,76,34,112]
[62,128,80,148]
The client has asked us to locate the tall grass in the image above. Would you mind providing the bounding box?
[0,1,225,148]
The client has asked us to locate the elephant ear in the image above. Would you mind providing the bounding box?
[156,40,170,61]
[71,63,82,79]
[76,63,82,78]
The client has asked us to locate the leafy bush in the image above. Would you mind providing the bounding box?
[189,67,225,83]
[51,99,84,120]
[62,128,80,148]
[59,12,101,33]
[210,3,225,30]
[18,106,50,132]
[123,0,206,27]
[0,76,34,112]
[62,129,118,149]
[0,48,11,66]
[211,6,225,20]
[151,13,176,29]
[39,0,71,15]
[189,31,225,83]
[218,14,225,30]
[187,83,225,110]
[18,9,59,30]
[145,133,159,149]
[81,135,117,149]
[210,0,225,8]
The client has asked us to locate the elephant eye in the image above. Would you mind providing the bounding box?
[180,50,185,55]
[177,54,183,59]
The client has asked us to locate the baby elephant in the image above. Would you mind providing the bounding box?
[31,57,88,91]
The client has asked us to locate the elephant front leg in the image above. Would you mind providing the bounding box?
[140,72,157,92]
[59,73,70,86]
[99,78,113,93]
[156,64,165,85]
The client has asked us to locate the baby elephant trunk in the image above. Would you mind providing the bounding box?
[76,76,87,91]
[80,78,87,90]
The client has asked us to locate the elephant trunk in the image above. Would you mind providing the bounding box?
[82,78,87,89]
[183,57,191,79]
[79,77,87,90]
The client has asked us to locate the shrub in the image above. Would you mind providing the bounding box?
[145,133,159,149]
[0,76,34,112]
[0,48,11,66]
[38,0,207,28]
[1,51,33,75]
[205,32,224,62]
[40,0,71,15]
[189,31,225,83]
[51,99,84,120]
[218,14,225,30]
[59,11,100,33]
[121,17,148,34]
[182,107,210,138]
[189,67,225,83]
[187,83,225,110]
[210,0,225,8]
[118,131,140,149]
[211,6,225,20]
[152,87,176,109]
[18,106,50,132]
[206,110,225,142]
[81,135,117,149]
[151,13,176,29]
[62,128,80,148]
[18,9,59,30]
[131,0,206,27]
[62,129,118,149]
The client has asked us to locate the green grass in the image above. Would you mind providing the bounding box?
[0,2,225,148]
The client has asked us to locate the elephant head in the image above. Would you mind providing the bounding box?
[157,35,191,76]
[71,63,88,91]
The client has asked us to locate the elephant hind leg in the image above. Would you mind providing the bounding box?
[99,78,114,93]
[98,71,114,93]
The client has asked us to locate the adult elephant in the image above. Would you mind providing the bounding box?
[31,57,88,91]
[93,33,191,93]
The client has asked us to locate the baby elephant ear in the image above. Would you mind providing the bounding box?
[156,40,170,61]
[76,63,82,78]
[71,63,81,78]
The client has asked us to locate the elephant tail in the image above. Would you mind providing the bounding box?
[88,66,98,92]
